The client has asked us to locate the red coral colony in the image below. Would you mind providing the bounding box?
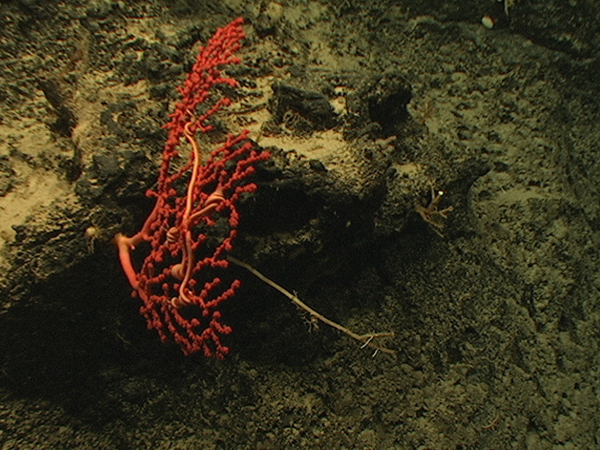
[115,18,270,358]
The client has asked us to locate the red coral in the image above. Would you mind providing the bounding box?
[115,18,270,357]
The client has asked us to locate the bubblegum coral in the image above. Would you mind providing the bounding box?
[115,18,270,357]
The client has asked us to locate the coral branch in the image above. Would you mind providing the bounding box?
[227,256,397,356]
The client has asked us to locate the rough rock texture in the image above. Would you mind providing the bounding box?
[1,0,600,449]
